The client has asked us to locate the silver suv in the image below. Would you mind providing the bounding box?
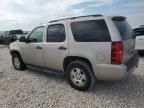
[10,15,139,91]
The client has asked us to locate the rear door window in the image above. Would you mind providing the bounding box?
[47,24,65,42]
[71,20,111,42]
[113,19,133,40]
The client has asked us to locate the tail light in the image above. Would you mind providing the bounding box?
[111,42,123,64]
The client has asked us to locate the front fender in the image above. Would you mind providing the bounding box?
[9,42,22,56]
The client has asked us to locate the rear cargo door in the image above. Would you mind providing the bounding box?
[113,18,135,64]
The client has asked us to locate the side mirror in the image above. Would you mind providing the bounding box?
[19,36,27,42]
[28,38,37,42]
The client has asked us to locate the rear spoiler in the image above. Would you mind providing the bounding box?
[112,16,126,21]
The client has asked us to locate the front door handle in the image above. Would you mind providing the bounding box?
[36,46,42,50]
[58,46,67,50]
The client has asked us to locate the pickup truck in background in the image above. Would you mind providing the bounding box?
[134,27,144,54]
[1,30,26,45]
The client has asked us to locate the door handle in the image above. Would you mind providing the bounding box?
[58,46,67,50]
[36,46,42,50]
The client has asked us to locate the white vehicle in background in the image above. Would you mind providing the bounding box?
[134,27,144,52]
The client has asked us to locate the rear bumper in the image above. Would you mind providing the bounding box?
[93,52,139,80]
[93,64,136,80]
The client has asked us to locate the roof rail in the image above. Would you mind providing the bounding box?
[49,14,102,23]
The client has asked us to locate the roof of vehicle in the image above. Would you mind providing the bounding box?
[139,25,144,28]
[49,14,103,23]
[9,29,23,32]
[48,15,126,23]
[133,27,144,31]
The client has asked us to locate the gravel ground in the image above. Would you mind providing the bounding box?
[0,45,144,108]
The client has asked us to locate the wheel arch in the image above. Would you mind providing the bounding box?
[10,50,21,56]
[63,56,93,72]
[11,49,26,70]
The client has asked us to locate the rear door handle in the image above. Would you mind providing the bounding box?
[36,46,42,50]
[58,46,67,50]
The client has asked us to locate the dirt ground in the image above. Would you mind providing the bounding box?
[0,45,144,108]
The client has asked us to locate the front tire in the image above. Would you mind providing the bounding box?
[12,53,26,70]
[66,60,96,91]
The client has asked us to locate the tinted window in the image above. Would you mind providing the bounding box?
[4,32,9,37]
[47,24,65,42]
[10,30,23,35]
[71,20,111,42]
[28,26,44,42]
[133,27,144,36]
[113,20,133,40]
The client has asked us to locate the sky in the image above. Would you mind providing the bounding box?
[0,0,144,31]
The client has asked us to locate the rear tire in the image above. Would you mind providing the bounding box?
[12,53,26,70]
[66,60,96,91]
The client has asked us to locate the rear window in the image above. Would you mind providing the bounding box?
[113,19,133,40]
[71,20,111,42]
